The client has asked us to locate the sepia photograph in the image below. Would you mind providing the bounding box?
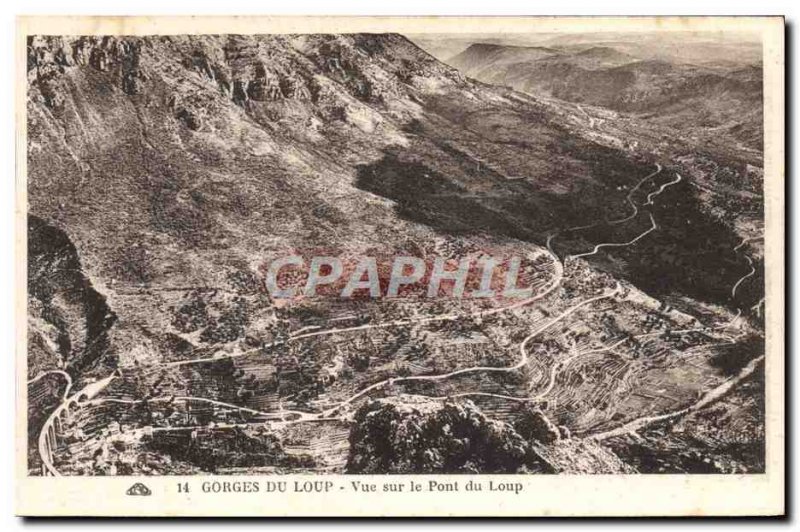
[14,14,785,517]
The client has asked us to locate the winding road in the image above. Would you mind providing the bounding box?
[587,354,765,441]
[160,249,562,369]
[644,173,682,206]
[549,164,676,264]
[35,157,762,474]
[568,213,657,261]
[731,235,763,301]
[732,255,756,299]
[37,373,117,476]
[319,283,620,417]
[37,247,565,474]
[608,164,663,224]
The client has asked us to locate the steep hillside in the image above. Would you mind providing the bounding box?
[27,33,764,475]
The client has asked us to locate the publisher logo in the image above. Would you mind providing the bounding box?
[126,483,152,496]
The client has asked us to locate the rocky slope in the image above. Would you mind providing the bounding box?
[347,395,634,474]
[26,33,764,475]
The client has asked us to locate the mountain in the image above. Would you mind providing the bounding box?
[450,43,636,75]
[442,43,562,75]
[448,43,763,151]
[26,33,764,475]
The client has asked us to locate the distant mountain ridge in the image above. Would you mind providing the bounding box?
[448,42,763,150]
[27,32,764,476]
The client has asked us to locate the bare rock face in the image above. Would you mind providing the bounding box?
[27,33,464,143]
[26,214,119,471]
[29,36,148,107]
[346,396,555,474]
[247,63,283,101]
[345,396,635,475]
[514,406,561,444]
[28,214,117,374]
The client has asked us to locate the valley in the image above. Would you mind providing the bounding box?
[26,31,765,476]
